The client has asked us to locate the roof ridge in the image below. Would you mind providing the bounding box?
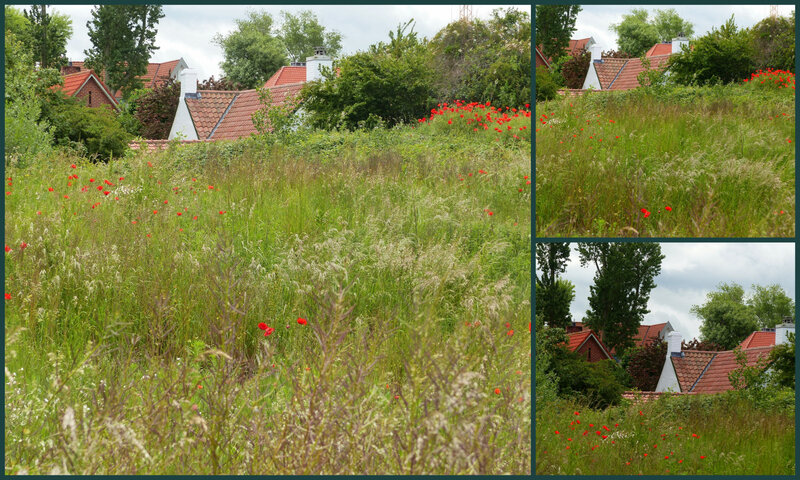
[208,94,239,140]
[688,352,717,392]
[607,59,630,89]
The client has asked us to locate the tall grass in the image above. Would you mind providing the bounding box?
[536,392,795,475]
[4,120,531,474]
[535,83,795,237]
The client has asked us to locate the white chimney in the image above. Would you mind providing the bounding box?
[666,331,682,357]
[672,37,689,54]
[590,45,602,63]
[775,321,795,346]
[306,46,332,83]
[179,69,198,97]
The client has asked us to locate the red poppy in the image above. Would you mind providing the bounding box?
[48,187,54,192]
[665,206,672,211]
[70,164,76,169]
[297,317,307,325]
[4,246,10,252]
[700,456,705,459]
[20,242,28,249]
[264,327,275,336]
[219,211,226,215]
[103,191,110,196]
[90,178,95,183]
[258,322,268,330]
[494,388,501,395]
[4,293,10,300]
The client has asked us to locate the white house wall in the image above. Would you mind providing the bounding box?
[655,357,680,392]
[583,64,601,90]
[168,99,199,140]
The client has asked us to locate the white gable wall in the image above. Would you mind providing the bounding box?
[169,99,199,140]
[583,64,601,90]
[655,357,680,392]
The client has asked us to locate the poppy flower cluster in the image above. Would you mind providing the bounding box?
[743,68,795,91]
[415,100,531,142]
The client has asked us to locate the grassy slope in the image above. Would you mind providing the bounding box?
[536,394,795,475]
[4,116,531,474]
[535,84,795,237]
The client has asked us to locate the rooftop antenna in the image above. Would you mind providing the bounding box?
[459,5,473,23]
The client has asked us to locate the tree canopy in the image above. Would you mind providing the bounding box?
[693,282,759,349]
[578,243,664,355]
[278,10,342,64]
[24,5,73,69]
[84,5,165,97]
[750,11,795,72]
[536,243,574,328]
[747,284,794,329]
[535,5,581,61]
[611,8,693,57]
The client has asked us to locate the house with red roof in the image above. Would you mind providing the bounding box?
[535,47,550,70]
[566,321,674,356]
[655,322,794,394]
[168,48,331,141]
[52,70,119,109]
[61,58,189,100]
[582,37,688,91]
[536,37,595,70]
[565,330,614,363]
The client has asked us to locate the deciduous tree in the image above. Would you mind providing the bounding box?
[536,243,574,328]
[24,5,73,69]
[214,11,287,89]
[747,284,794,329]
[578,243,664,354]
[278,10,342,64]
[85,5,165,98]
[535,5,581,61]
[693,282,758,349]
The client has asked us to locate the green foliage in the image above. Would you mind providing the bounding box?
[535,67,558,102]
[4,29,54,161]
[611,9,660,57]
[535,4,581,61]
[278,10,342,63]
[23,5,72,69]
[42,94,132,160]
[693,283,759,349]
[131,78,182,139]
[578,243,664,354]
[430,8,531,108]
[748,284,795,329]
[252,85,303,137]
[85,5,165,97]
[624,339,667,391]
[559,48,590,89]
[535,243,573,328]
[301,20,435,130]
[768,331,795,389]
[214,11,288,89]
[652,8,695,41]
[728,345,770,391]
[535,320,564,405]
[750,12,795,72]
[669,16,755,86]
[552,347,625,409]
[4,6,30,39]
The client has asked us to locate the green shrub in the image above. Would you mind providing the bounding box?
[552,347,625,408]
[44,95,132,160]
[535,68,558,102]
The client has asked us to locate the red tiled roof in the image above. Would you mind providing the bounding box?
[739,331,775,349]
[54,70,119,106]
[535,47,550,69]
[565,330,613,360]
[634,323,668,347]
[265,66,306,87]
[568,38,592,56]
[671,351,716,392]
[645,43,672,57]
[185,91,238,140]
[186,82,305,141]
[64,59,183,98]
[593,58,628,89]
[691,346,773,394]
[608,55,671,90]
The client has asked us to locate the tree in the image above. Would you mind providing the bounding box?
[552,347,625,408]
[693,283,758,349]
[578,243,664,354]
[431,8,530,107]
[536,243,574,328]
[669,16,754,86]
[131,77,182,139]
[768,332,795,389]
[747,284,794,329]
[5,6,30,44]
[750,12,795,72]
[214,11,287,89]
[624,339,667,391]
[301,20,435,130]
[652,8,694,42]
[559,48,590,89]
[611,9,659,57]
[84,5,165,97]
[278,10,342,64]
[198,76,243,91]
[24,5,73,69]
[535,5,581,61]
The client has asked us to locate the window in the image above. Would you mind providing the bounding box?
[587,347,591,360]
[88,90,92,106]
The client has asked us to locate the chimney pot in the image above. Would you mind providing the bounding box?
[590,45,602,63]
[179,69,198,97]
[667,331,683,357]
[775,322,795,346]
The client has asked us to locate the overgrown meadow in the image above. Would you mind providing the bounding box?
[536,70,795,237]
[536,393,795,475]
[4,105,532,474]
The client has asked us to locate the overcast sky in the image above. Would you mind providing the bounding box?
[572,4,795,51]
[46,4,529,81]
[543,243,796,341]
